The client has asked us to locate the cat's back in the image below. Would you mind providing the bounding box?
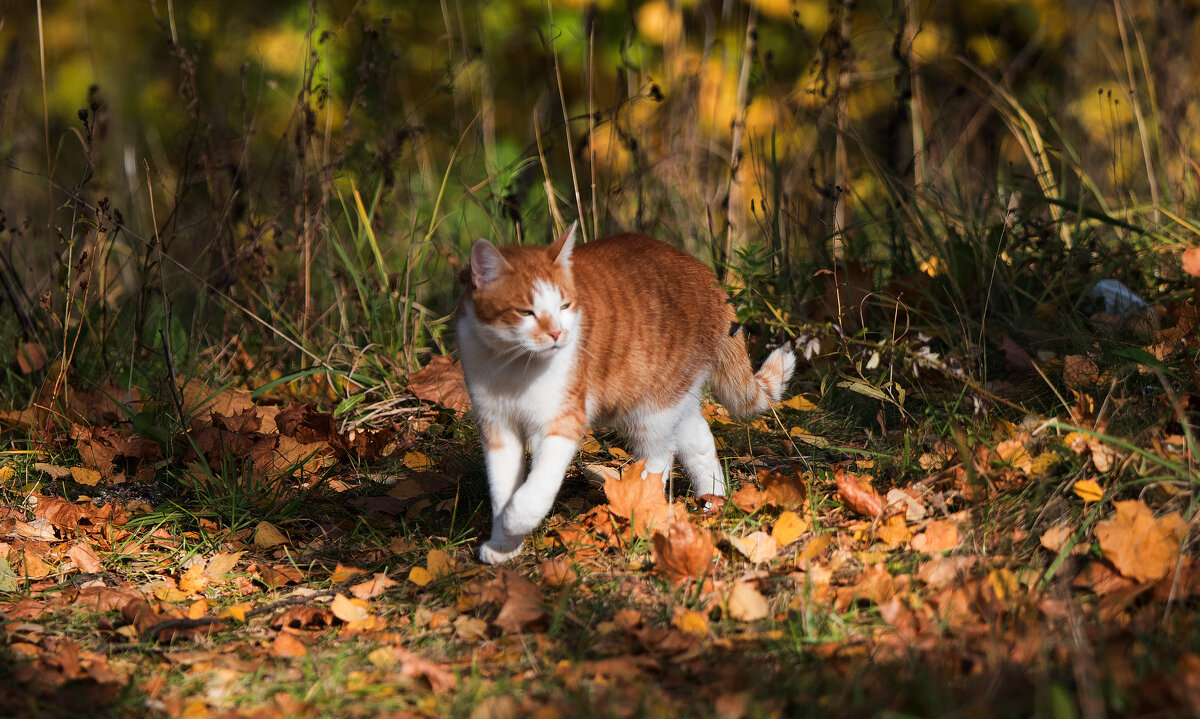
[570,233,732,412]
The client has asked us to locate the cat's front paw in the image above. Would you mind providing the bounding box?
[478,539,525,564]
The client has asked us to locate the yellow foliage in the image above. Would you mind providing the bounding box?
[966,34,1011,68]
[637,1,683,46]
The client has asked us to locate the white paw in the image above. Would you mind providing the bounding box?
[478,539,525,565]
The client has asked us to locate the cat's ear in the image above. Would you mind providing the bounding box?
[548,221,579,268]
[470,239,510,287]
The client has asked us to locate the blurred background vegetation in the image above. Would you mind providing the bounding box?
[0,0,1197,414]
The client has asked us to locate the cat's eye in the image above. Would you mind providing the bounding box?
[560,302,572,310]
[516,309,534,317]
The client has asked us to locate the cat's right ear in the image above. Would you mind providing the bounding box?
[470,239,510,288]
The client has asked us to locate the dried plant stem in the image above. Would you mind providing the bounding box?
[36,0,51,210]
[547,0,587,240]
[1113,0,1160,225]
[722,6,757,274]
[907,1,927,189]
[833,0,855,262]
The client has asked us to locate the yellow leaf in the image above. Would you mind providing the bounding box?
[153,584,188,603]
[788,427,831,447]
[1096,500,1187,584]
[69,466,102,486]
[673,610,709,635]
[608,447,629,459]
[367,646,398,668]
[253,521,288,548]
[219,602,253,622]
[408,565,432,587]
[579,434,602,453]
[204,551,244,580]
[187,599,208,620]
[778,395,818,411]
[772,511,808,546]
[0,466,15,483]
[1073,479,1103,503]
[330,562,362,583]
[403,451,432,470]
[875,515,912,548]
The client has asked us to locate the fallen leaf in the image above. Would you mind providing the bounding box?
[728,581,769,622]
[910,520,960,553]
[178,563,208,594]
[1096,500,1187,583]
[204,551,245,581]
[1183,247,1200,278]
[917,555,976,589]
[21,551,50,579]
[408,566,432,587]
[483,570,547,634]
[66,543,103,574]
[69,466,102,486]
[454,614,489,641]
[426,549,453,579]
[330,562,363,583]
[604,459,674,536]
[253,521,288,548]
[407,355,471,413]
[1063,355,1100,389]
[219,602,253,622]
[836,469,883,518]
[403,451,432,470]
[1073,479,1104,503]
[16,342,48,374]
[760,468,806,507]
[272,632,308,658]
[651,520,716,583]
[729,531,778,564]
[875,515,912,548]
[778,395,818,411]
[32,463,72,480]
[673,609,709,635]
[330,594,372,623]
[772,511,808,546]
[539,556,577,587]
[271,606,333,630]
[1039,524,1073,552]
[994,438,1033,474]
[731,484,766,513]
[351,573,397,600]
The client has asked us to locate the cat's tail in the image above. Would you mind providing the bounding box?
[710,326,796,418]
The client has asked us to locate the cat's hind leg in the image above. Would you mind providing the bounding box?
[675,398,726,497]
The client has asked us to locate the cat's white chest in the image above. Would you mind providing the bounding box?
[457,312,578,432]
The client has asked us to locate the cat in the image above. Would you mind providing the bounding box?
[457,222,795,564]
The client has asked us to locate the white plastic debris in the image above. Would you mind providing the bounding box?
[1086,279,1149,316]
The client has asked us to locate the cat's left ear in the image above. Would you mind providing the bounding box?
[548,221,579,268]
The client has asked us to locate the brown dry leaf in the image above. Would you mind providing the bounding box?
[759,468,806,507]
[1000,335,1035,374]
[910,520,960,553]
[16,342,48,374]
[351,573,398,600]
[66,543,103,574]
[651,520,716,583]
[181,379,256,422]
[539,556,577,587]
[772,511,809,546]
[33,463,72,480]
[396,647,458,693]
[1039,524,1073,553]
[729,531,778,564]
[407,355,471,413]
[1096,500,1187,583]
[426,549,453,579]
[32,496,87,528]
[454,614,489,641]
[484,569,547,634]
[1063,355,1100,389]
[330,594,372,623]
[837,563,897,609]
[204,551,244,581]
[272,632,308,658]
[728,581,770,622]
[271,606,334,630]
[1183,247,1200,277]
[917,555,976,589]
[604,459,674,536]
[673,609,710,635]
[836,469,883,518]
[21,551,51,579]
[731,484,766,513]
[253,521,288,548]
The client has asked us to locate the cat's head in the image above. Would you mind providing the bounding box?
[463,222,580,358]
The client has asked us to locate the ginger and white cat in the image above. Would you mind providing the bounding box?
[457,222,795,564]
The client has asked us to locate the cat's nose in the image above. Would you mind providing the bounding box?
[547,329,561,341]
